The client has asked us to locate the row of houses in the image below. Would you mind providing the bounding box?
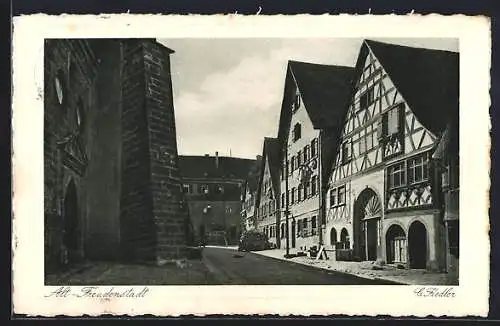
[240,40,459,282]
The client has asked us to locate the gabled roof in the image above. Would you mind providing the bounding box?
[255,137,281,207]
[363,40,459,135]
[178,155,256,180]
[243,156,262,194]
[277,60,355,155]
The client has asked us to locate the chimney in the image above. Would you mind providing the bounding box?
[215,151,219,168]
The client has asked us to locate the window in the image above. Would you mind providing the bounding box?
[387,106,401,135]
[342,141,352,164]
[304,181,309,198]
[358,133,367,154]
[291,156,295,172]
[214,184,224,194]
[388,162,406,189]
[291,187,296,204]
[286,160,290,174]
[293,93,301,112]
[338,186,346,205]
[311,175,317,196]
[311,138,318,157]
[287,190,290,206]
[297,150,302,166]
[360,87,375,110]
[303,145,309,162]
[54,69,66,105]
[408,154,429,184]
[330,188,337,207]
[298,184,303,202]
[200,184,209,194]
[281,224,285,238]
[183,184,190,193]
[381,105,403,137]
[311,216,317,235]
[281,193,285,208]
[293,123,302,141]
[76,97,85,129]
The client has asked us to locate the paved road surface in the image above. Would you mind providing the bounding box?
[202,247,398,285]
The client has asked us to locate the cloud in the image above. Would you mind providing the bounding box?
[173,39,358,159]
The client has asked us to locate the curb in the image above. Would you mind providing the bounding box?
[250,251,407,285]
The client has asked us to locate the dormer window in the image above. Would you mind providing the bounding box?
[360,87,375,110]
[292,91,301,112]
[293,123,302,142]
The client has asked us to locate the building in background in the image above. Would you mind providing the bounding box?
[179,153,258,245]
[276,60,355,252]
[325,40,458,272]
[44,39,190,275]
[254,138,281,247]
[240,155,262,232]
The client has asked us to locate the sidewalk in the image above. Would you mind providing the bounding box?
[252,248,452,285]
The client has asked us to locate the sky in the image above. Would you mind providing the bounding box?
[157,38,459,160]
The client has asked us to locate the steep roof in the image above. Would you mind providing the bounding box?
[178,155,257,180]
[277,61,355,155]
[255,137,281,207]
[364,40,459,135]
[243,156,262,193]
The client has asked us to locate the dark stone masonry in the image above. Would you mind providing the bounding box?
[44,39,190,276]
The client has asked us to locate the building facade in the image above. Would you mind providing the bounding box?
[44,39,190,274]
[240,155,262,232]
[179,153,258,245]
[325,40,458,272]
[254,138,281,247]
[276,61,355,252]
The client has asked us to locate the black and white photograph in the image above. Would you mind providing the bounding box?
[12,14,490,317]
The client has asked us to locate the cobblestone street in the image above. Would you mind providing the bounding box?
[47,247,398,285]
[45,260,219,286]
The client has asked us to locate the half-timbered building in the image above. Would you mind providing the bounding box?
[325,40,459,272]
[277,61,355,252]
[240,155,262,232]
[254,138,281,247]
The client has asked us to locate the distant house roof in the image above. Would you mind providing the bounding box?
[255,138,281,206]
[243,156,262,194]
[364,40,459,136]
[277,61,355,155]
[178,155,257,180]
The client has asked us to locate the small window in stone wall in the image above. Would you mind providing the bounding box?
[54,69,66,105]
[76,96,85,131]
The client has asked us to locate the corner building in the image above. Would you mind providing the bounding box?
[276,61,355,252]
[325,40,458,272]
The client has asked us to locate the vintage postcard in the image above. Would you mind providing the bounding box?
[12,14,491,317]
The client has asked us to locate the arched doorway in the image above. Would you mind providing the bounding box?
[408,221,428,269]
[63,179,79,265]
[330,227,337,246]
[353,188,382,261]
[386,224,407,264]
[340,228,350,249]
